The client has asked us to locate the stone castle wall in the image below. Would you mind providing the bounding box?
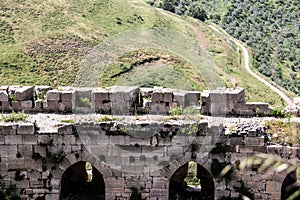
[0,120,299,199]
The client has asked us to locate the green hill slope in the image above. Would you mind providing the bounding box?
[0,0,286,107]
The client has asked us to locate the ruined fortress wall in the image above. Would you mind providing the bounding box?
[0,86,272,116]
[0,120,299,200]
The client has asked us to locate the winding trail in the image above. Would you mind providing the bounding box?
[207,25,293,107]
[153,5,293,107]
[188,24,206,51]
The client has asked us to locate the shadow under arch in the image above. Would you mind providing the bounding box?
[281,170,300,200]
[60,161,105,200]
[169,162,214,200]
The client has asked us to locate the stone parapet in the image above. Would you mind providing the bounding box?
[0,85,275,117]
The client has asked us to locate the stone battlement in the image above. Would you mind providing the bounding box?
[0,86,272,116]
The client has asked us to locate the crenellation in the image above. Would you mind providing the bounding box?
[15,86,34,101]
[0,86,282,117]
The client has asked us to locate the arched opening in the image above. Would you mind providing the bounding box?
[60,161,105,200]
[169,162,214,200]
[281,170,300,200]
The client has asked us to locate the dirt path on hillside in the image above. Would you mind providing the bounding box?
[189,23,238,87]
[208,24,294,107]
[188,24,206,51]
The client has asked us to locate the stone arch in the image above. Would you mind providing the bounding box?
[168,161,214,200]
[281,170,300,200]
[59,161,105,200]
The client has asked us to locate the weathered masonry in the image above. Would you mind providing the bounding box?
[0,85,299,200]
[0,86,274,116]
[0,120,299,200]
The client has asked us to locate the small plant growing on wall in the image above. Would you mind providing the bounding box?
[97,115,116,122]
[169,106,183,115]
[8,93,15,101]
[2,111,29,122]
[78,97,91,107]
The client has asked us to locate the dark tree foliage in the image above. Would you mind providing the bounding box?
[148,0,300,95]
[148,0,208,21]
[222,0,300,95]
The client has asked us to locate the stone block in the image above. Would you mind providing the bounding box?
[0,86,8,90]
[61,91,74,102]
[7,158,25,170]
[185,91,201,107]
[149,102,168,115]
[15,86,34,101]
[266,181,281,192]
[20,100,33,109]
[46,90,61,101]
[0,90,8,101]
[230,137,243,145]
[0,135,4,144]
[22,135,37,145]
[63,135,76,144]
[60,101,73,112]
[92,89,109,102]
[270,192,281,200]
[0,162,7,174]
[152,180,166,188]
[50,178,60,189]
[30,179,44,188]
[105,177,125,189]
[110,86,139,102]
[163,90,173,102]
[0,101,10,111]
[150,189,168,198]
[37,135,51,145]
[173,91,185,107]
[15,180,29,188]
[0,145,17,157]
[18,123,35,135]
[58,125,73,135]
[5,135,22,144]
[244,137,264,146]
[151,92,164,103]
[46,100,60,112]
[11,101,21,111]
[0,124,17,135]
[33,145,47,157]
[111,101,132,115]
[17,144,33,157]
[248,130,257,137]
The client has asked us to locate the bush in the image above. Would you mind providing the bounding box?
[169,106,183,115]
[97,115,116,122]
[169,106,199,116]
[2,111,29,122]
[78,97,91,107]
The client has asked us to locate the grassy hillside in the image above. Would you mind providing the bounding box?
[0,0,286,107]
[0,0,185,86]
